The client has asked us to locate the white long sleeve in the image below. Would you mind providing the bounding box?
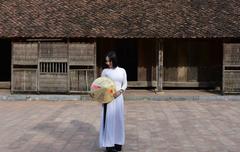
[121,69,127,91]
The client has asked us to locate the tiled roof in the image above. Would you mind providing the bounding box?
[0,0,240,38]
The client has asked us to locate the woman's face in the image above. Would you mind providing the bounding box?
[105,56,113,68]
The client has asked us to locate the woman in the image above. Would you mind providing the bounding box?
[99,51,127,152]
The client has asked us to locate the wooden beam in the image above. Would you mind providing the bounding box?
[127,81,218,88]
[0,82,10,89]
[128,81,157,87]
[163,81,218,88]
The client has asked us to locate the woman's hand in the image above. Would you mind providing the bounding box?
[113,89,124,98]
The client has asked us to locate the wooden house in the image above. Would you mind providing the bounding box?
[0,0,240,94]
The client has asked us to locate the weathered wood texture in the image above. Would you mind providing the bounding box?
[70,69,94,92]
[12,42,96,93]
[69,43,95,65]
[0,82,10,89]
[138,39,156,81]
[38,65,68,92]
[223,43,240,94]
[223,70,240,93]
[223,44,240,65]
[39,43,68,59]
[38,74,68,92]
[11,43,38,92]
[164,39,222,88]
[38,43,68,93]
[12,69,37,91]
[12,43,38,65]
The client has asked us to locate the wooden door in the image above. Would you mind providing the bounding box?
[164,39,222,88]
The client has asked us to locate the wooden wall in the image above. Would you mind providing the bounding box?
[5,38,232,92]
[223,43,240,94]
[164,39,222,88]
[11,41,96,93]
[10,38,225,91]
[96,38,223,88]
[137,39,156,81]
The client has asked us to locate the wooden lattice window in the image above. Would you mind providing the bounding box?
[40,62,68,73]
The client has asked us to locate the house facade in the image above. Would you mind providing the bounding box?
[0,0,240,93]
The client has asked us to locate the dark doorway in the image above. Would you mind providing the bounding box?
[97,38,138,81]
[115,39,138,81]
[0,39,11,82]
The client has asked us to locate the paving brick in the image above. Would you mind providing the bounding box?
[0,100,240,152]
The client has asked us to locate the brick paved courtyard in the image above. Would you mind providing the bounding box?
[0,100,240,152]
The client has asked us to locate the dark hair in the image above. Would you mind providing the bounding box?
[105,51,118,68]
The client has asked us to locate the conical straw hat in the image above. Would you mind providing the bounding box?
[90,77,116,103]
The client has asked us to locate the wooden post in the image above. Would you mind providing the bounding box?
[11,42,13,93]
[156,39,164,92]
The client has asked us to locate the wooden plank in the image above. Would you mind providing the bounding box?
[177,41,188,82]
[11,41,97,93]
[69,69,95,92]
[187,41,198,81]
[128,81,217,88]
[38,74,68,92]
[164,40,178,81]
[0,82,10,89]
[223,43,240,65]
[137,39,145,81]
[138,39,156,81]
[39,42,68,59]
[12,69,37,92]
[164,39,222,88]
[69,43,95,65]
[163,81,218,88]
[128,81,157,87]
[223,43,240,93]
[12,43,38,65]
[223,70,240,93]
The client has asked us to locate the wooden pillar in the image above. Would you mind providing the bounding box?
[156,39,164,92]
